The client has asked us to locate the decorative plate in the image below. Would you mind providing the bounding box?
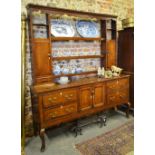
[76,21,99,38]
[51,20,75,37]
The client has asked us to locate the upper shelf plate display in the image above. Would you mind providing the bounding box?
[76,21,100,38]
[51,20,75,37]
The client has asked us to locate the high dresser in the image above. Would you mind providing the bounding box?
[27,4,131,151]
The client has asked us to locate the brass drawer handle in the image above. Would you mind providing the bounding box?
[119,95,124,98]
[53,97,57,100]
[64,94,73,98]
[60,92,62,96]
[65,107,74,113]
[51,114,55,118]
[50,112,57,118]
[65,109,71,112]
[48,97,57,102]
[48,98,52,102]
[67,97,72,100]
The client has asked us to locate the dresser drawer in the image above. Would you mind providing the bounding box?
[106,80,118,93]
[43,91,62,108]
[62,89,77,102]
[42,88,77,108]
[118,89,129,103]
[117,78,129,89]
[107,89,129,105]
[107,78,129,93]
[44,103,77,121]
[107,94,119,105]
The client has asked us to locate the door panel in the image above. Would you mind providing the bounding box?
[32,39,51,77]
[79,86,92,111]
[93,84,105,107]
[106,40,116,68]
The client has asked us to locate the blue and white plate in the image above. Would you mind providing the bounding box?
[76,20,99,38]
[51,20,75,37]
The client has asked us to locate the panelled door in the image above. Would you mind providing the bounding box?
[93,83,105,107]
[79,86,93,111]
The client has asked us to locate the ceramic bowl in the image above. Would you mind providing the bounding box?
[60,76,68,82]
[57,79,69,85]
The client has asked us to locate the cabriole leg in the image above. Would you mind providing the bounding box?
[126,102,131,118]
[40,129,45,152]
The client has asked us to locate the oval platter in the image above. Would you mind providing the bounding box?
[76,20,100,38]
[51,20,75,37]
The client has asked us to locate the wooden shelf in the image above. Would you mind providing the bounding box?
[107,28,116,30]
[33,24,48,27]
[51,37,104,41]
[52,55,104,60]
[53,71,97,78]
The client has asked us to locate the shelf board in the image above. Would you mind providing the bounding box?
[107,28,116,30]
[51,37,104,41]
[53,71,97,78]
[33,23,48,27]
[52,55,104,60]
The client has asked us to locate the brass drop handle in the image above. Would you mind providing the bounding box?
[51,114,56,118]
[65,107,74,112]
[119,94,124,98]
[109,85,115,89]
[64,94,73,99]
[60,92,62,96]
[53,97,57,100]
[110,96,115,101]
[67,97,72,100]
[48,98,52,102]
[48,97,57,102]
[65,108,70,112]
[50,111,57,118]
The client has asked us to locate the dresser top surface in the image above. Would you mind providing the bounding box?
[31,74,130,94]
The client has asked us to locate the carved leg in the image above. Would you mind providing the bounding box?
[40,129,45,152]
[126,102,131,118]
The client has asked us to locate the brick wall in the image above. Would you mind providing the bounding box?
[22,0,134,136]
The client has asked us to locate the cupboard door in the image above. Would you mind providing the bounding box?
[93,84,105,107]
[32,39,52,83]
[79,86,93,111]
[106,40,116,68]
